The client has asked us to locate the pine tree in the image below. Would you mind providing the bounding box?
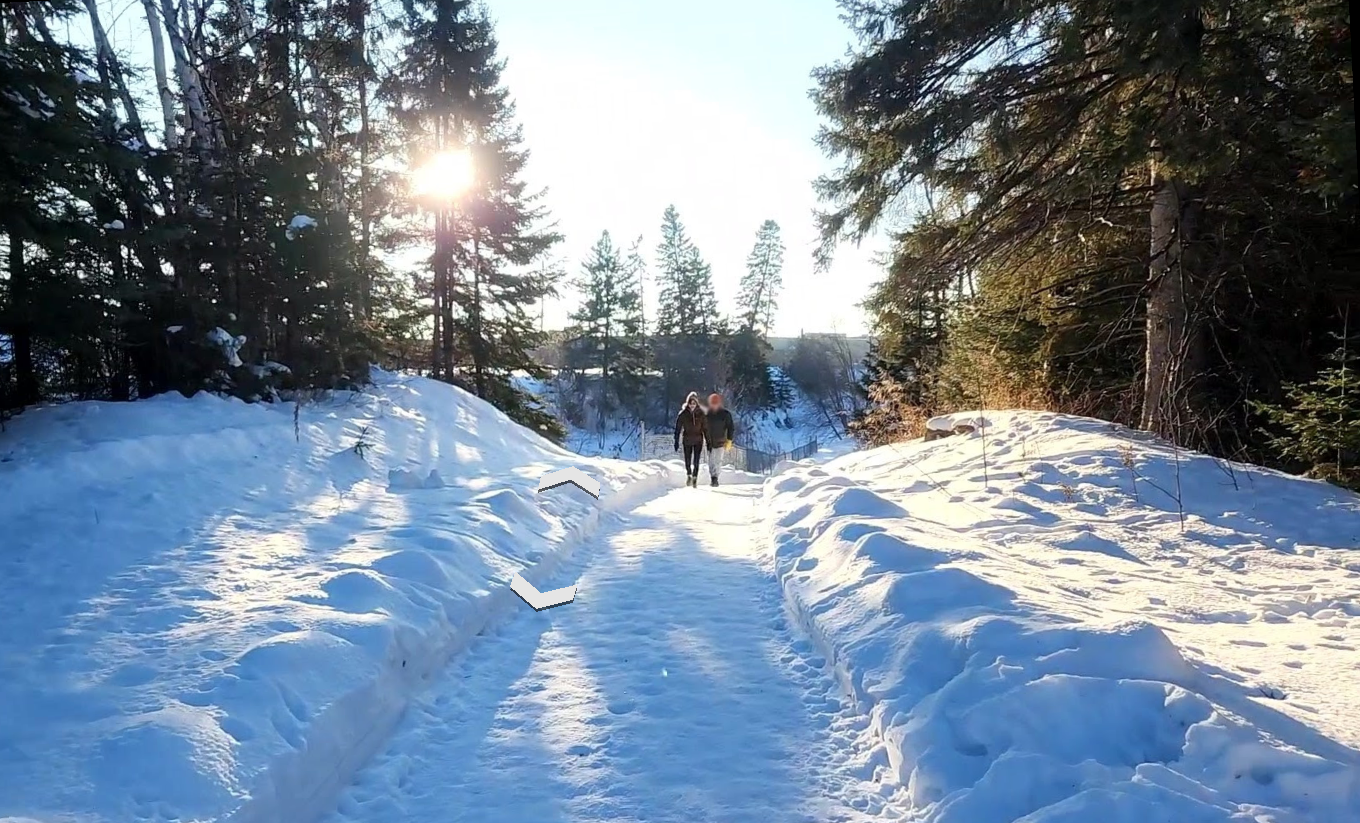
[623,235,648,337]
[1256,331,1360,489]
[569,231,646,426]
[725,328,774,408]
[387,0,564,439]
[814,0,1355,456]
[615,236,649,416]
[1,1,124,405]
[650,205,717,405]
[653,205,716,336]
[770,366,796,409]
[738,220,784,335]
[653,205,692,337]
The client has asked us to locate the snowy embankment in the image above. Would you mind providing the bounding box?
[766,411,1360,823]
[511,366,851,460]
[0,371,667,823]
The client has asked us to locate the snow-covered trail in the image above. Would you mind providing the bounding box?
[325,484,904,823]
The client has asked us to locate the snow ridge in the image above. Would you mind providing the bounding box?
[227,472,669,823]
[764,419,1360,823]
[0,372,668,823]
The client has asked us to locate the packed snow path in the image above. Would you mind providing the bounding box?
[325,484,904,823]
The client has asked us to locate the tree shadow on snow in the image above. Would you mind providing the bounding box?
[546,495,832,823]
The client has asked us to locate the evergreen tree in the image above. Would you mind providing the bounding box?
[725,328,774,408]
[569,231,646,426]
[622,235,649,334]
[651,205,720,405]
[1256,331,1360,489]
[616,235,649,416]
[653,205,716,336]
[738,220,784,335]
[815,0,1355,456]
[387,0,563,438]
[770,366,797,410]
[722,219,784,408]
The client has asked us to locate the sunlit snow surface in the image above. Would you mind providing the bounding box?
[2,388,1358,823]
[0,371,663,822]
[326,487,900,823]
[767,411,1360,822]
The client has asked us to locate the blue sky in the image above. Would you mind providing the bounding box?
[492,0,887,336]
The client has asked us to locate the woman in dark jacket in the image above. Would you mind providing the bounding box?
[673,391,708,487]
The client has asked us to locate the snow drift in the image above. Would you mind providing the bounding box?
[766,411,1360,823]
[0,371,667,823]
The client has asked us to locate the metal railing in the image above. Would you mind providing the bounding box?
[787,439,819,462]
[637,422,817,475]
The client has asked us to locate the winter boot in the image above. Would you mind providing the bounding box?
[710,475,719,487]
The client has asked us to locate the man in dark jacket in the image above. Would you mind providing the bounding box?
[674,391,708,487]
[704,392,735,487]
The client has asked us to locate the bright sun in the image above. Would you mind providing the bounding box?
[412,149,475,200]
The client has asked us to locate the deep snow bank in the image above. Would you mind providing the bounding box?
[766,410,1360,823]
[0,371,666,823]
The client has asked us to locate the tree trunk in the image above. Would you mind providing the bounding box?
[441,223,457,383]
[358,58,373,319]
[470,234,485,397]
[138,0,179,152]
[158,0,214,161]
[1140,174,1204,439]
[432,211,445,380]
[7,224,38,405]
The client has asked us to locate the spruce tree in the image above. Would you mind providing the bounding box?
[569,231,646,427]
[653,205,693,337]
[653,205,716,336]
[652,205,719,404]
[738,220,784,336]
[1,2,115,405]
[725,328,774,409]
[1256,332,1360,489]
[814,0,1355,455]
[387,0,563,439]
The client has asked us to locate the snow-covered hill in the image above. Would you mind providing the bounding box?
[766,410,1360,822]
[0,372,667,823]
[4,384,1357,823]
[514,366,852,460]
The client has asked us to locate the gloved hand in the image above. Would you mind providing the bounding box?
[673,443,679,453]
[724,439,733,449]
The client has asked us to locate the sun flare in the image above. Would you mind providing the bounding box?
[412,149,475,200]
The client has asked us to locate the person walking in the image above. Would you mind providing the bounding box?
[704,392,735,487]
[673,391,708,487]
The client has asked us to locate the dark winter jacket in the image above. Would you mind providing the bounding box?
[674,406,708,448]
[704,407,735,448]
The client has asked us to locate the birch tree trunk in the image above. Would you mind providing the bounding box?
[158,0,214,162]
[139,0,179,156]
[82,0,174,210]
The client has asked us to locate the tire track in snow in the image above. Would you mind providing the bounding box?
[324,485,906,823]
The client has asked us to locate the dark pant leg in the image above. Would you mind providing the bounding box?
[684,444,701,475]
